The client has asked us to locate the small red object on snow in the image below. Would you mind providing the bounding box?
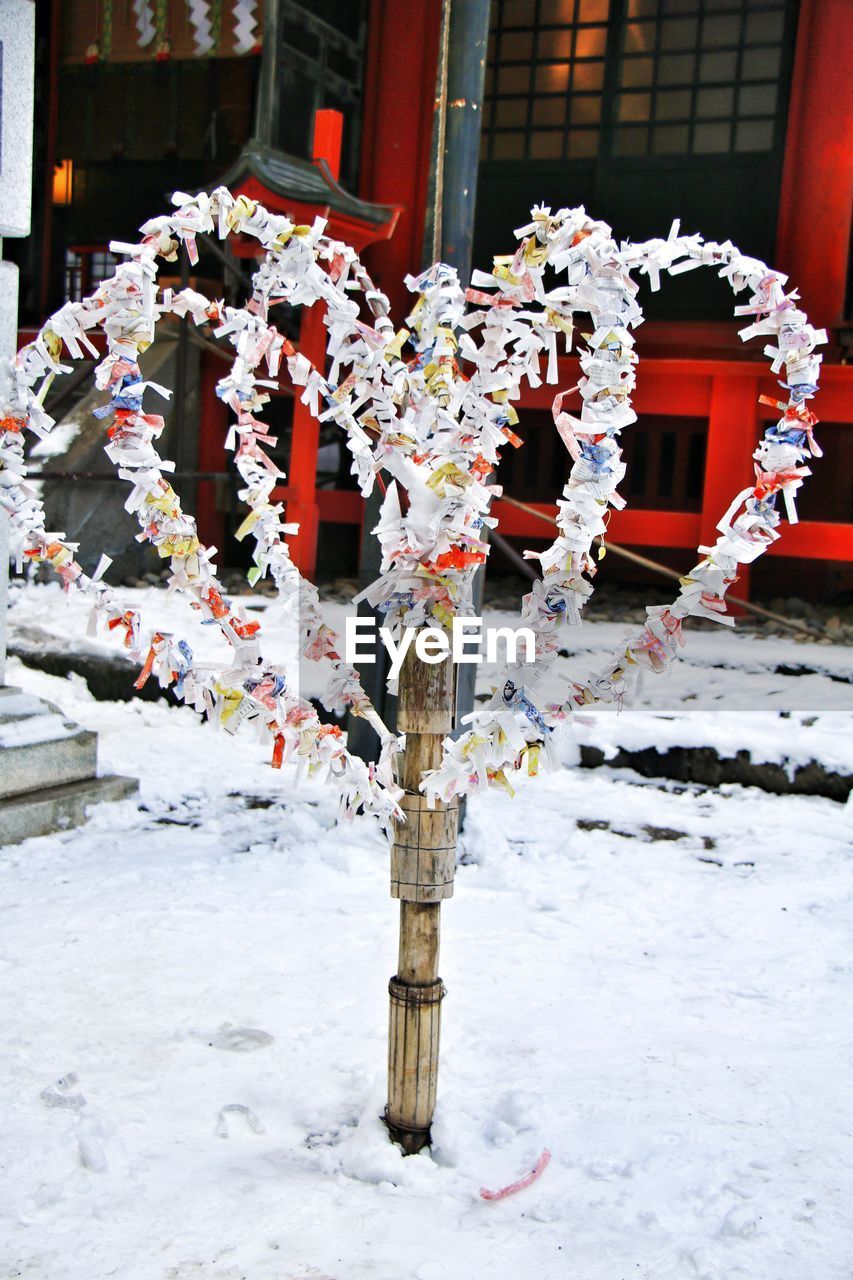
[479,1148,551,1201]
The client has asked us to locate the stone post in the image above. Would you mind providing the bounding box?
[0,3,138,843]
[0,0,36,688]
[0,495,7,689]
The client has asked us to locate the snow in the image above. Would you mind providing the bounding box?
[0,709,81,748]
[0,688,84,748]
[28,415,86,462]
[1,650,852,1279]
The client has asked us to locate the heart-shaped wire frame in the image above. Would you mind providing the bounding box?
[1,193,824,819]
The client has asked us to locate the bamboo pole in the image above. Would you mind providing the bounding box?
[385,636,458,1153]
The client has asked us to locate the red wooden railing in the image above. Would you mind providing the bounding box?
[267,356,853,597]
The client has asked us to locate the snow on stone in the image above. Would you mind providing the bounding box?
[0,709,80,748]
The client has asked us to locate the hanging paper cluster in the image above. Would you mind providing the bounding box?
[421,211,825,802]
[231,0,259,55]
[187,0,216,56]
[132,0,156,48]
[127,2,249,57]
[0,191,824,823]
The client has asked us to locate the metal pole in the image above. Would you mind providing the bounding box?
[425,0,492,738]
[351,2,491,764]
[424,0,491,286]
[253,0,281,147]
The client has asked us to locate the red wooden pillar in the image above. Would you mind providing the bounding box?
[287,303,326,575]
[775,0,853,327]
[196,351,228,553]
[700,373,760,605]
[312,109,343,181]
[358,0,442,315]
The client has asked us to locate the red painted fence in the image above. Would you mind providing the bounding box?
[269,356,853,598]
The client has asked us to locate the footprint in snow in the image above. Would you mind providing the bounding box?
[190,1024,274,1052]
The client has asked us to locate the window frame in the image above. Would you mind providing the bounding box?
[481,0,799,168]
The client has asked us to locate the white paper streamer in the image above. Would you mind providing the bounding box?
[232,0,258,54]
[132,0,156,47]
[187,0,215,55]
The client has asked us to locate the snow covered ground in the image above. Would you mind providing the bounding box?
[2,585,853,1278]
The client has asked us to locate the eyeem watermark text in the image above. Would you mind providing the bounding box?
[344,617,536,680]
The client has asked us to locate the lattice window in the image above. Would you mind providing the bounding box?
[483,0,611,161]
[64,247,119,303]
[482,0,792,162]
[616,0,788,157]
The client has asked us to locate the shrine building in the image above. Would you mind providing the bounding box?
[13,0,853,600]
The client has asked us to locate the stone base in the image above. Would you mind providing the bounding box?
[0,686,139,845]
[0,772,139,844]
[0,687,98,798]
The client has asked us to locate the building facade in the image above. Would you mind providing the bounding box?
[15,0,853,598]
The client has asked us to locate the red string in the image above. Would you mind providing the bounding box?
[480,1148,551,1201]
